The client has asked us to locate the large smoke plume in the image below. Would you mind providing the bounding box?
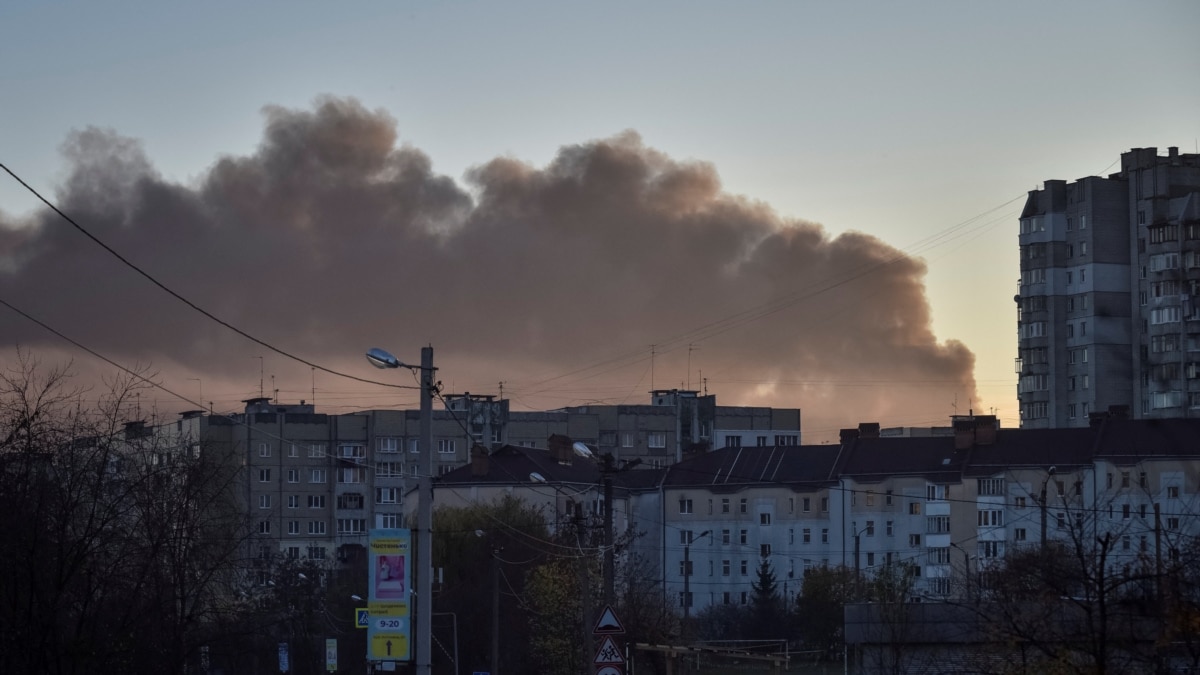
[0,96,977,440]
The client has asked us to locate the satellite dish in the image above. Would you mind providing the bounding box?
[529,472,547,483]
[572,442,595,459]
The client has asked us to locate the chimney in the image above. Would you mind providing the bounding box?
[547,434,573,464]
[952,414,974,450]
[470,444,490,477]
[839,428,860,445]
[973,416,998,446]
[123,420,148,440]
[857,422,880,439]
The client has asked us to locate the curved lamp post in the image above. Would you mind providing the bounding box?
[367,346,436,675]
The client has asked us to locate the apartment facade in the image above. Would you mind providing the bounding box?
[1017,146,1200,427]
[182,390,797,569]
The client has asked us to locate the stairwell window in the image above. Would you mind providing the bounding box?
[438,439,456,454]
[647,432,667,448]
[679,499,693,514]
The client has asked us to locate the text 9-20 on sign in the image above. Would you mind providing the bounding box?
[375,618,404,630]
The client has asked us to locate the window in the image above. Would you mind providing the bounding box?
[865,521,875,536]
[376,488,399,504]
[885,490,893,506]
[679,499,693,514]
[740,530,748,544]
[1122,472,1131,488]
[1139,504,1147,518]
[308,495,326,509]
[927,516,950,534]
[310,469,327,484]
[338,467,367,484]
[340,444,365,459]
[679,560,694,577]
[288,444,299,458]
[308,444,326,458]
[775,434,798,446]
[647,432,667,448]
[978,510,1003,527]
[338,493,363,509]
[336,519,367,534]
[1122,504,1131,519]
[1014,528,1027,541]
[760,544,771,557]
[803,528,812,544]
[909,534,922,547]
[376,461,402,477]
[740,560,748,575]
[721,498,730,513]
[378,514,399,529]
[1168,486,1180,499]
[722,560,731,576]
[865,491,876,506]
[821,496,829,512]
[866,553,875,567]
[259,469,272,483]
[909,502,921,515]
[259,494,271,509]
[886,521,894,537]
[287,520,300,534]
[288,495,299,509]
[308,546,326,560]
[926,485,946,501]
[759,513,771,525]
[286,546,300,559]
[378,437,399,453]
[620,432,634,448]
[1015,496,1026,509]
[977,478,1005,496]
[308,521,327,535]
[721,529,731,544]
[409,439,420,453]
[821,528,829,543]
[258,521,271,534]
[788,498,794,513]
[438,439,456,454]
[802,497,811,512]
[287,469,299,483]
[1140,472,1148,488]
[979,541,1000,559]
[739,498,748,514]
[259,443,271,458]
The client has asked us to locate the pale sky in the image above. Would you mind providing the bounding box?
[2,1,1198,438]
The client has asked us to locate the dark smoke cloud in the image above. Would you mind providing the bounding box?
[0,96,977,440]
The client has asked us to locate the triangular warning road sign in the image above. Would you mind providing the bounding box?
[593,636,625,665]
[593,605,625,634]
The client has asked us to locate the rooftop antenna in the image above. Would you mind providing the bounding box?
[687,343,700,390]
[271,375,276,403]
[255,356,264,398]
[311,367,316,405]
[702,375,708,396]
[650,344,656,390]
[498,381,505,400]
[951,394,958,416]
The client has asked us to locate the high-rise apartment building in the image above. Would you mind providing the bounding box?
[1017,147,1200,427]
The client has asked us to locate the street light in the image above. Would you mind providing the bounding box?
[367,346,436,675]
[571,441,640,606]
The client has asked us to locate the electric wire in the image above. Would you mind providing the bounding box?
[0,162,416,392]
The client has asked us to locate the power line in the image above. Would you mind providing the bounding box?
[0,162,416,392]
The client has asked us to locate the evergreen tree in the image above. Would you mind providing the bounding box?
[748,558,784,640]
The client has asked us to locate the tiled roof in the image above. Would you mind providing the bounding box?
[1094,418,1200,463]
[662,445,841,489]
[963,428,1098,477]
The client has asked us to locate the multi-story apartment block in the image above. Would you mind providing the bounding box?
[173,390,797,570]
[1017,146,1200,427]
